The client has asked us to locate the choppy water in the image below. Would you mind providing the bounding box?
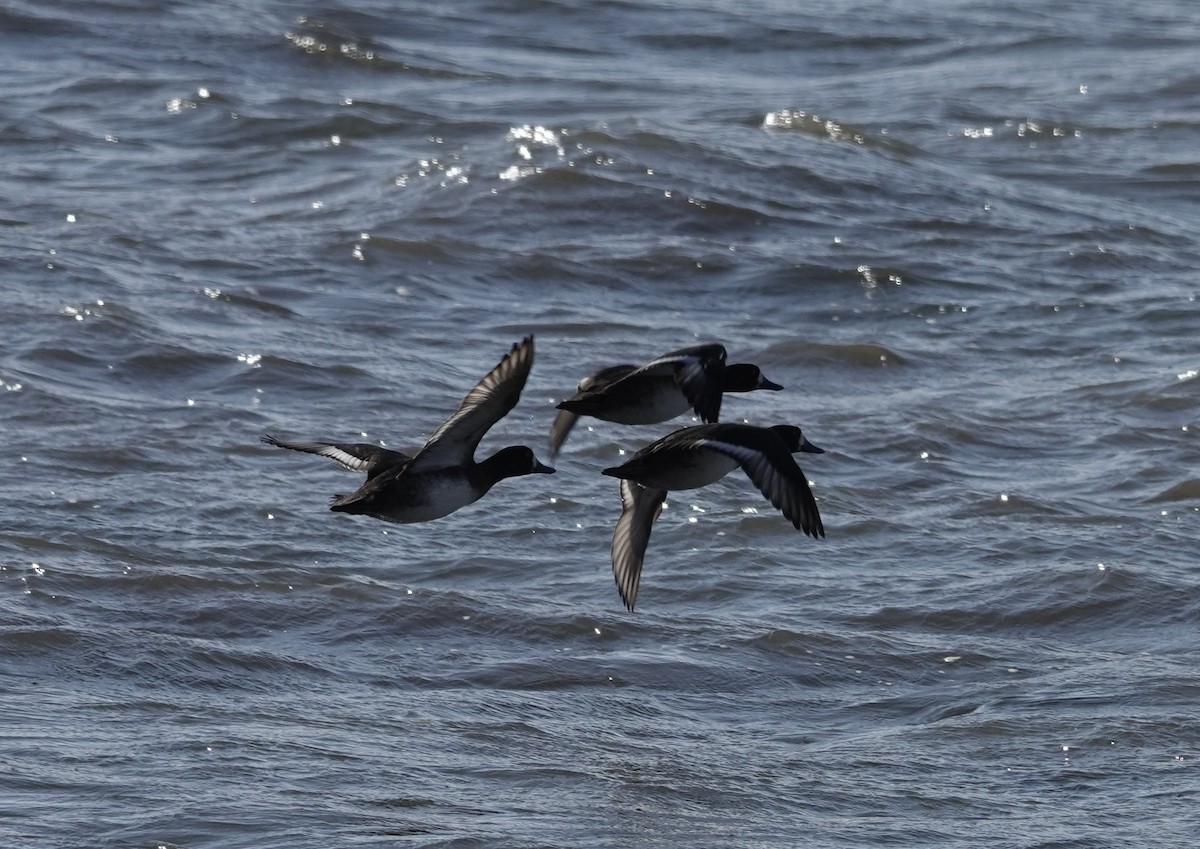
[3,1,1199,846]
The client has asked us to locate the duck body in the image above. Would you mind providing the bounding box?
[604,423,820,498]
[609,443,740,492]
[329,445,552,524]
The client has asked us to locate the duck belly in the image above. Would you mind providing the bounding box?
[600,389,690,424]
[334,472,480,524]
[565,380,690,425]
[632,450,738,491]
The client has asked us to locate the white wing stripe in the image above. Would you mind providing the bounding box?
[316,447,371,471]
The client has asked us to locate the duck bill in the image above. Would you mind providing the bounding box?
[534,460,557,474]
[800,438,825,454]
[759,376,784,390]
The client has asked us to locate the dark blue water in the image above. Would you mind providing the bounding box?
[2,1,1199,846]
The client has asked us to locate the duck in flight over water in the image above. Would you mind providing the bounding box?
[601,422,825,611]
[549,343,782,459]
[263,335,554,524]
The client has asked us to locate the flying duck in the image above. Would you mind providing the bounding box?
[263,335,554,523]
[601,422,824,611]
[549,343,782,459]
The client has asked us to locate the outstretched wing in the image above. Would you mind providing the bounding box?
[410,336,535,471]
[698,432,824,539]
[547,408,579,462]
[261,434,410,478]
[611,479,667,612]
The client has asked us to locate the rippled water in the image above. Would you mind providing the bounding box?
[3,1,1199,846]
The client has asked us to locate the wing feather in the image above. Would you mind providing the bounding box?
[668,345,726,423]
[548,408,579,461]
[699,437,825,538]
[591,344,726,423]
[261,434,409,477]
[410,336,535,471]
[611,480,667,612]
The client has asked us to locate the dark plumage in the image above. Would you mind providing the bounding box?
[263,336,554,524]
[602,423,825,611]
[549,343,782,459]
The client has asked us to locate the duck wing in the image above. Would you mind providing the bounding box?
[328,455,413,510]
[643,343,727,423]
[611,479,667,612]
[695,428,825,539]
[547,408,579,461]
[409,335,536,472]
[262,434,410,478]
